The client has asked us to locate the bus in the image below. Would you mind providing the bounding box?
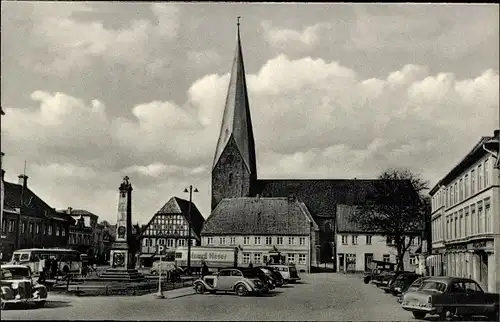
[9,248,83,276]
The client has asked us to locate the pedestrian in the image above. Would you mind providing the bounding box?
[248,262,253,268]
[201,261,209,277]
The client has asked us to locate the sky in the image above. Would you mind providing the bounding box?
[1,2,499,225]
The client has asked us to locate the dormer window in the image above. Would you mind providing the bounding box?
[229,173,233,185]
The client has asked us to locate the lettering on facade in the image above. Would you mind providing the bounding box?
[448,244,467,251]
[191,252,228,261]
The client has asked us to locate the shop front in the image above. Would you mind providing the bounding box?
[467,239,495,292]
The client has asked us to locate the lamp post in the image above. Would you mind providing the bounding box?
[183,185,198,274]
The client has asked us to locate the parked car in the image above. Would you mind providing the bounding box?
[378,271,408,290]
[193,268,267,296]
[1,264,48,310]
[364,260,397,284]
[256,266,284,287]
[397,276,431,303]
[270,264,300,284]
[388,273,421,296]
[401,276,499,320]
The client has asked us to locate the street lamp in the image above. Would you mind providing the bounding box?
[183,185,198,274]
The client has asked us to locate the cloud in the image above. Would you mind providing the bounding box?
[261,21,331,50]
[27,3,181,74]
[1,55,498,223]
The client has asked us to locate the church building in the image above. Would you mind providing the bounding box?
[205,22,411,271]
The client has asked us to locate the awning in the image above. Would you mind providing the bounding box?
[425,255,438,265]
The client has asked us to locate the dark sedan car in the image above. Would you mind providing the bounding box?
[379,271,409,291]
[256,266,284,287]
[388,273,421,296]
[397,276,431,303]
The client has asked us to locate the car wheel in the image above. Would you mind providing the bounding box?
[363,277,370,284]
[35,301,46,308]
[439,308,456,321]
[194,283,205,294]
[235,284,248,297]
[412,311,426,319]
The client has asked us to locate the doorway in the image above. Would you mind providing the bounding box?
[479,252,488,290]
[364,253,374,271]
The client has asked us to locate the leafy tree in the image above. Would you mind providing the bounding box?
[352,168,429,271]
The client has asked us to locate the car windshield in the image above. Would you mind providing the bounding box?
[1,267,30,280]
[421,281,446,292]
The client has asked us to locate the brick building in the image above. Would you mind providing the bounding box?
[210,25,420,271]
[0,169,74,261]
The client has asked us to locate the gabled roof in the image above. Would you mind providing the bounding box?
[212,25,256,176]
[202,197,317,236]
[153,197,205,238]
[3,181,74,223]
[254,179,380,218]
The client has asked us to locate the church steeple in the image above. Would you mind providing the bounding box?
[212,18,257,175]
[211,18,257,210]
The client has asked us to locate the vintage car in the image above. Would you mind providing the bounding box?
[193,268,267,296]
[269,264,300,284]
[256,266,284,287]
[364,260,397,284]
[397,276,431,303]
[377,270,408,289]
[1,264,48,309]
[401,276,499,320]
[387,273,421,296]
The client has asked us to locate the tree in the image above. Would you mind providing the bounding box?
[352,168,429,271]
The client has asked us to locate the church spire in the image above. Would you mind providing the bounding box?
[212,18,257,178]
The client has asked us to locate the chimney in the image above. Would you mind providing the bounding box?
[494,129,499,138]
[18,174,28,188]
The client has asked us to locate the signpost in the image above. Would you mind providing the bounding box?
[154,245,165,299]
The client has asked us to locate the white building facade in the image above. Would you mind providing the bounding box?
[429,132,499,292]
[336,233,420,273]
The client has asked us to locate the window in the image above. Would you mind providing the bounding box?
[484,160,489,187]
[228,173,233,185]
[220,237,226,245]
[471,204,476,234]
[254,237,261,245]
[61,227,66,237]
[28,222,34,234]
[299,237,306,246]
[485,201,491,233]
[265,236,272,245]
[464,174,469,198]
[298,254,306,265]
[1,219,6,232]
[56,226,60,236]
[478,164,483,190]
[288,237,295,245]
[454,215,457,239]
[229,237,236,245]
[276,237,283,245]
[383,254,390,262]
[8,220,15,233]
[341,235,348,245]
[465,207,470,237]
[352,235,358,245]
[477,202,484,234]
[454,183,458,204]
[253,253,261,264]
[463,281,482,293]
[244,236,250,245]
[207,237,214,245]
[471,170,476,194]
[288,253,295,263]
[386,236,394,245]
[178,239,186,247]
[21,222,26,234]
[409,256,417,265]
[48,224,54,235]
[459,178,463,201]
[365,236,372,245]
[242,252,250,264]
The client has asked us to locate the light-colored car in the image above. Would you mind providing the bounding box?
[401,276,499,320]
[150,261,183,276]
[1,264,48,309]
[269,264,300,283]
[193,268,266,296]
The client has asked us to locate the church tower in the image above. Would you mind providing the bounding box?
[212,19,257,210]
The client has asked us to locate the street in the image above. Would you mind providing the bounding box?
[3,273,418,321]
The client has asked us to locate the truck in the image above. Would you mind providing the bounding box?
[170,246,239,274]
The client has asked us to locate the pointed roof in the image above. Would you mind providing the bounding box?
[155,196,206,239]
[212,20,257,176]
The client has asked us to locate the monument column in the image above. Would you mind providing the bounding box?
[101,176,143,281]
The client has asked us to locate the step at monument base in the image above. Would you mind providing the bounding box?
[99,268,145,281]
